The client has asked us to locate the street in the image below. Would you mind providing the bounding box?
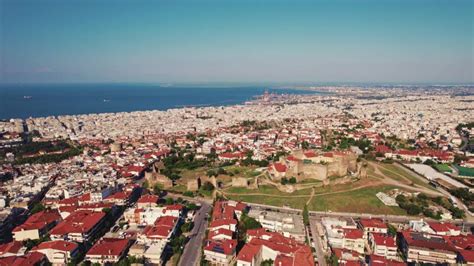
[178,201,211,266]
[308,218,327,266]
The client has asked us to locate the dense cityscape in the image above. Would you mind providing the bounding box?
[1,85,473,265]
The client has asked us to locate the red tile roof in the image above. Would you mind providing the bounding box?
[375,145,392,154]
[236,242,260,263]
[212,201,236,221]
[204,239,237,256]
[32,240,78,252]
[237,230,314,265]
[143,216,178,239]
[0,252,46,266]
[448,234,474,250]
[106,190,131,201]
[369,255,405,266]
[371,233,396,247]
[272,162,287,173]
[359,218,387,229]
[303,151,317,158]
[86,238,130,257]
[165,204,184,211]
[50,210,105,236]
[401,231,456,252]
[154,216,178,227]
[137,194,159,204]
[458,249,474,263]
[343,229,364,240]
[58,197,79,206]
[209,219,237,229]
[0,242,23,256]
[428,222,460,233]
[208,228,234,240]
[13,210,61,232]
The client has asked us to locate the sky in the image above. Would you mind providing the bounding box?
[0,0,473,84]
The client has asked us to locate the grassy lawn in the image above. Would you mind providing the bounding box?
[225,194,308,209]
[434,164,452,173]
[223,165,260,177]
[298,179,323,185]
[169,184,187,193]
[224,185,312,196]
[378,163,435,190]
[308,185,406,215]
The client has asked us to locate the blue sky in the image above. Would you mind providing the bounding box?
[1,0,472,83]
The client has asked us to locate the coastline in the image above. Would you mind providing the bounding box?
[0,84,324,120]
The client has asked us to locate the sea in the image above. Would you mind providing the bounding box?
[0,83,322,119]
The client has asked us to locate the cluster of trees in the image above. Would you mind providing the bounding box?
[240,150,269,167]
[15,146,82,165]
[280,177,297,185]
[201,181,215,192]
[396,193,465,219]
[160,151,209,180]
[337,137,373,153]
[1,140,71,157]
[456,122,474,131]
[2,139,83,165]
[206,167,227,177]
[114,256,145,266]
[181,221,194,233]
[237,212,262,244]
[450,188,474,212]
[302,205,309,226]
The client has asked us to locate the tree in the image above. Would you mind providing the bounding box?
[183,191,194,197]
[387,224,397,237]
[153,184,163,195]
[406,204,422,215]
[289,177,297,184]
[217,167,227,175]
[450,207,465,219]
[207,169,217,177]
[102,207,111,214]
[303,205,309,226]
[30,203,45,214]
[186,202,198,210]
[142,180,150,189]
[201,181,215,191]
[261,259,274,266]
[181,222,194,233]
[239,213,262,232]
[326,254,339,266]
[301,141,310,150]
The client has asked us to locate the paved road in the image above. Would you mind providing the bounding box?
[308,218,327,266]
[178,201,211,266]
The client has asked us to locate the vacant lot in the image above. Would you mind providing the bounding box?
[308,185,406,215]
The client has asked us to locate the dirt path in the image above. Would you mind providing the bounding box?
[306,187,315,205]
[368,162,442,197]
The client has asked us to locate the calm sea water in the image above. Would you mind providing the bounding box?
[0,84,322,119]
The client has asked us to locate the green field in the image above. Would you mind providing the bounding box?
[377,163,435,190]
[434,164,452,173]
[308,185,406,215]
[455,165,474,177]
[224,185,312,196]
[224,194,309,209]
